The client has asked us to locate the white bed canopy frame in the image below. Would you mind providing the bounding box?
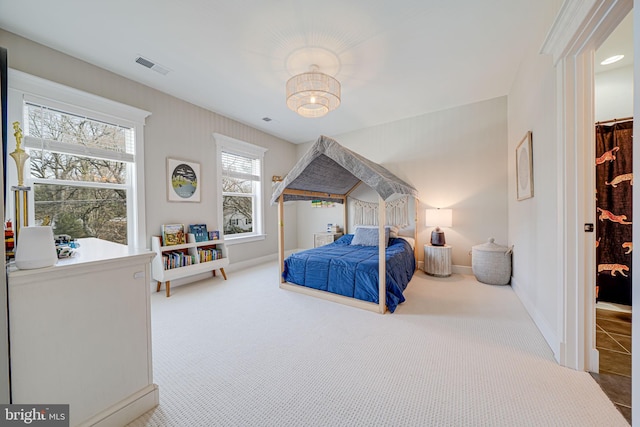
[271,136,419,313]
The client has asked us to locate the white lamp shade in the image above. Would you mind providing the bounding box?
[425,208,453,228]
[15,226,58,270]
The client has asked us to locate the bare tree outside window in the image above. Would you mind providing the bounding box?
[26,103,132,244]
[221,152,258,236]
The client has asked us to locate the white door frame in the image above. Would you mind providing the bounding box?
[542,0,633,371]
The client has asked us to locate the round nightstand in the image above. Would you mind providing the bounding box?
[424,244,452,277]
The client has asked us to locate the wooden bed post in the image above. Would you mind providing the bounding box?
[278,194,285,283]
[414,196,419,261]
[378,196,386,314]
[344,181,361,234]
[343,202,348,234]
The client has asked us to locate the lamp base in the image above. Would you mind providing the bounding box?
[430,227,446,246]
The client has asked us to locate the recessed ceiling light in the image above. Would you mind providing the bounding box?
[600,55,624,65]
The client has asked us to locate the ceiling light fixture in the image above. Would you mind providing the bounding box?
[286,65,340,118]
[600,54,624,65]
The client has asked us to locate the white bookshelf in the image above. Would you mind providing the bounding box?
[151,233,229,297]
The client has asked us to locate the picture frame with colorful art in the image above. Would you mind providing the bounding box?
[167,157,200,202]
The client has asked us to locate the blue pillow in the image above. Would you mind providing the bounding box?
[351,227,389,247]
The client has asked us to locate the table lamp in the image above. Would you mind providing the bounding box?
[425,208,453,246]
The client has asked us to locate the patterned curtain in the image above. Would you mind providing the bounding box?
[595,121,633,305]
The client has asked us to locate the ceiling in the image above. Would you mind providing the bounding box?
[595,10,634,74]
[0,1,585,144]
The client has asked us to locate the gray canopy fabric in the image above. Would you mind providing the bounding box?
[270,136,418,204]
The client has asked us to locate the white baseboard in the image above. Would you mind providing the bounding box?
[79,384,159,427]
[510,276,560,360]
[589,348,600,373]
[452,265,472,275]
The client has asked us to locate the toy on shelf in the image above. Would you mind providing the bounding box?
[5,220,14,260]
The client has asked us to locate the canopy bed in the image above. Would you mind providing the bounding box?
[270,136,419,313]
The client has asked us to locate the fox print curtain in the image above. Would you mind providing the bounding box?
[595,120,632,305]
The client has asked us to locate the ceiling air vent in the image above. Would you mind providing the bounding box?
[135,56,170,75]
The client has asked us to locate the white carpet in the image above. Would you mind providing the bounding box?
[128,262,629,426]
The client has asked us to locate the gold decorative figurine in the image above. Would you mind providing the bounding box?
[10,121,31,241]
[10,121,29,187]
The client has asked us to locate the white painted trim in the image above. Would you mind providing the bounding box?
[419,263,472,276]
[225,251,286,273]
[214,133,268,243]
[452,265,473,276]
[540,0,632,372]
[590,348,600,373]
[511,276,560,360]
[213,133,268,155]
[224,234,266,245]
[78,384,159,427]
[9,69,150,124]
[541,0,632,65]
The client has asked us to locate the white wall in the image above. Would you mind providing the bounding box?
[295,96,509,269]
[595,65,634,121]
[0,29,299,270]
[507,1,563,355]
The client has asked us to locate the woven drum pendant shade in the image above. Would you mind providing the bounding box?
[286,65,341,118]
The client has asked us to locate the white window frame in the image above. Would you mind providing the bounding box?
[214,133,267,245]
[7,69,150,249]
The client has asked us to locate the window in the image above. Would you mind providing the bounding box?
[215,134,267,244]
[9,71,149,248]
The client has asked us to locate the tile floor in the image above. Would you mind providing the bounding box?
[590,307,632,424]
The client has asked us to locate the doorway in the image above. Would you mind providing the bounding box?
[591,9,633,423]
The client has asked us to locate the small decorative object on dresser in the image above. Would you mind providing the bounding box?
[327,224,341,233]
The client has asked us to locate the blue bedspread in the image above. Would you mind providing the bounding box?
[282,234,416,312]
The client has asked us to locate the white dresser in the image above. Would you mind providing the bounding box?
[8,238,158,426]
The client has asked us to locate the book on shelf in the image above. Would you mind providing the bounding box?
[208,230,220,241]
[162,224,186,246]
[189,224,208,242]
[162,250,197,270]
[196,247,223,263]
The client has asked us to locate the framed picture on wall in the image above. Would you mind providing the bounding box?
[516,131,534,201]
[167,157,201,202]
